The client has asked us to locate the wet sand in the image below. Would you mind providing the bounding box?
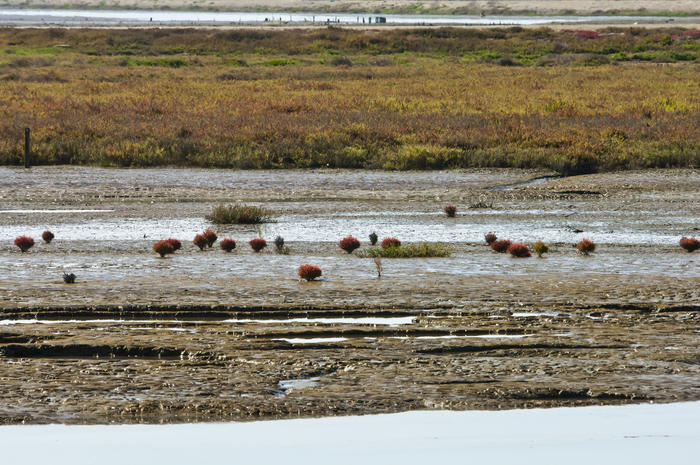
[0,167,698,424]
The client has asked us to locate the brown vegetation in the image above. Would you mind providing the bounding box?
[0,28,698,173]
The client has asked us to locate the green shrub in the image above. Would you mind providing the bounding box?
[206,204,272,224]
[533,240,549,257]
[359,243,452,258]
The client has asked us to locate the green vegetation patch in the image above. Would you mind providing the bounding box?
[359,243,453,258]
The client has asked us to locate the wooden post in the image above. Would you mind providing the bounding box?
[24,128,30,168]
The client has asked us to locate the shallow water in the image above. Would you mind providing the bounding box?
[0,9,693,26]
[277,338,348,344]
[0,210,692,244]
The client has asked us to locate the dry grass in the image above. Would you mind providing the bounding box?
[0,27,698,173]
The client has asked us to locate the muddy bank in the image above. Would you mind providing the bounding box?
[0,168,698,424]
[0,303,697,424]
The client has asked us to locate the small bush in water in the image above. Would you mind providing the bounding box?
[298,264,322,281]
[507,243,531,258]
[274,235,285,251]
[679,237,700,253]
[249,238,267,252]
[533,240,549,257]
[490,239,511,253]
[444,204,457,217]
[220,238,236,252]
[577,238,596,255]
[14,235,34,252]
[339,235,361,254]
[63,273,76,284]
[203,229,218,248]
[485,233,497,245]
[193,234,208,251]
[369,232,378,246]
[166,238,182,251]
[153,240,176,258]
[381,237,401,249]
[42,230,54,243]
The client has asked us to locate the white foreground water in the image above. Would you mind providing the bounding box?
[0,402,697,464]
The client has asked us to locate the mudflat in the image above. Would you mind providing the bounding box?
[0,167,697,424]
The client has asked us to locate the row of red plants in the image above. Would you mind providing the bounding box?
[486,233,597,257]
[10,233,700,256]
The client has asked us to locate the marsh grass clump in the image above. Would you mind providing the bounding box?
[193,234,208,251]
[206,204,271,224]
[490,239,512,253]
[166,238,182,251]
[203,229,218,248]
[14,235,34,252]
[369,232,378,246]
[249,238,267,252]
[153,240,175,258]
[381,237,401,249]
[339,235,361,254]
[485,233,497,245]
[220,238,236,252]
[577,238,596,255]
[444,204,457,217]
[62,272,76,284]
[298,264,322,281]
[360,242,452,258]
[507,243,531,258]
[533,240,549,257]
[41,230,54,244]
[679,237,700,252]
[274,235,285,250]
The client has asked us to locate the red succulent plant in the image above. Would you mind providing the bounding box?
[507,243,531,258]
[381,237,401,249]
[220,238,237,252]
[339,235,361,254]
[14,235,34,252]
[298,264,322,281]
[490,239,512,253]
[249,238,267,252]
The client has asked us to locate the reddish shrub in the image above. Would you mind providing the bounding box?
[339,235,361,253]
[572,30,600,40]
[203,229,218,247]
[249,238,267,252]
[381,237,401,249]
[679,237,700,253]
[166,238,182,251]
[490,239,511,253]
[193,234,208,251]
[153,240,175,258]
[484,233,497,245]
[221,238,236,252]
[507,243,531,258]
[577,238,596,255]
[444,204,457,217]
[533,240,549,257]
[14,235,34,252]
[41,230,54,243]
[298,264,322,281]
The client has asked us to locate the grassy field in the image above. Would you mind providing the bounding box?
[0,27,698,173]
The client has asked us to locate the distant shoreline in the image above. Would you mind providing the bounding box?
[1,2,699,17]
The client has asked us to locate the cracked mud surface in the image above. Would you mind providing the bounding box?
[0,167,698,424]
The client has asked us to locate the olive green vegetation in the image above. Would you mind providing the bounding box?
[0,27,698,174]
[359,243,453,258]
[205,204,272,224]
